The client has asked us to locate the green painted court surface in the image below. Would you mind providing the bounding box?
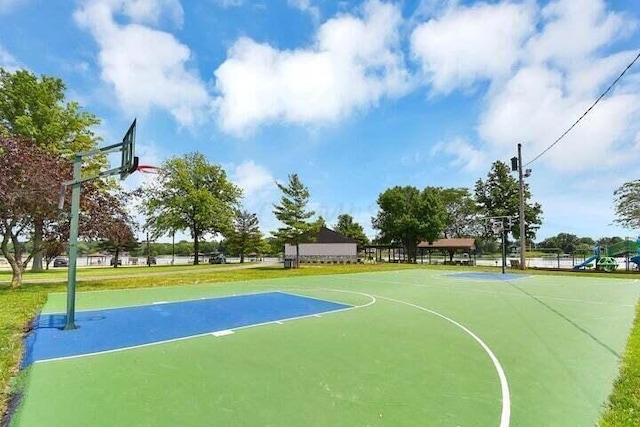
[11,270,640,426]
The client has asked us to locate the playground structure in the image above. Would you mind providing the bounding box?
[573,238,640,272]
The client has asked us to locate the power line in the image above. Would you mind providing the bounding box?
[525,50,640,167]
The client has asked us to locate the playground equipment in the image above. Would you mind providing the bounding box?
[573,238,640,272]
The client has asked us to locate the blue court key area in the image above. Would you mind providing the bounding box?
[448,272,529,281]
[23,292,350,366]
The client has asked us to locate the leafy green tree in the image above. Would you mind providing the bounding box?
[435,187,482,238]
[597,236,624,248]
[614,180,640,230]
[139,153,242,265]
[334,214,369,250]
[0,68,102,271]
[372,186,445,263]
[272,174,316,266]
[226,210,262,263]
[265,236,283,256]
[474,160,543,241]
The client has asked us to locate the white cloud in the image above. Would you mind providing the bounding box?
[213,0,410,135]
[476,0,640,174]
[120,0,184,27]
[431,138,487,172]
[410,0,640,175]
[0,45,21,71]
[288,0,320,22]
[232,160,276,199]
[410,1,536,93]
[526,0,629,65]
[75,0,209,127]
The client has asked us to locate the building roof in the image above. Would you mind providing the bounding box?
[418,238,476,250]
[316,226,358,244]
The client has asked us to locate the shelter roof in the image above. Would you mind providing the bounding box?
[315,227,358,244]
[418,238,476,250]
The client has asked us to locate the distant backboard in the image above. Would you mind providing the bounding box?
[120,118,137,180]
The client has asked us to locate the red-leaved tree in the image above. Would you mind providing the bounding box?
[0,136,131,286]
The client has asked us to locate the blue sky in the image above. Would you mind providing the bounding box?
[1,0,640,242]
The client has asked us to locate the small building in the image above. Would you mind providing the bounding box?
[86,252,107,266]
[284,227,358,263]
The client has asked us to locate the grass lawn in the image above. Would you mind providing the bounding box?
[0,262,250,282]
[1,263,639,426]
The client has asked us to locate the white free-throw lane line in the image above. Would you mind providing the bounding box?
[374,295,511,427]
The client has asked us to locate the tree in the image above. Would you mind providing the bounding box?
[0,136,68,286]
[334,214,369,250]
[0,68,101,271]
[435,187,482,238]
[139,153,242,265]
[372,186,446,263]
[226,210,262,263]
[614,180,640,230]
[0,136,112,286]
[272,174,316,266]
[474,160,543,241]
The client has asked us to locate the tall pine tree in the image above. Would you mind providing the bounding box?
[272,174,316,267]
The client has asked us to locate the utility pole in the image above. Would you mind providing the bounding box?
[517,143,526,270]
[512,144,529,270]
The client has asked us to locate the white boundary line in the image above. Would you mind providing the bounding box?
[43,290,280,315]
[33,291,377,365]
[374,294,511,427]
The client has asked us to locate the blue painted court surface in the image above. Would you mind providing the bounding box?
[23,291,350,366]
[448,272,529,281]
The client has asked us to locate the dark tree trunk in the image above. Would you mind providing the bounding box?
[194,233,200,265]
[296,243,300,268]
[2,228,25,288]
[31,219,44,272]
[240,249,244,263]
[113,249,120,268]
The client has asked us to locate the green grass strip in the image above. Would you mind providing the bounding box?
[0,287,47,424]
[599,299,640,426]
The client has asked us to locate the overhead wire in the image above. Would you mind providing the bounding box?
[525,51,640,167]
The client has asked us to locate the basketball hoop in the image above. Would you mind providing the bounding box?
[137,165,160,174]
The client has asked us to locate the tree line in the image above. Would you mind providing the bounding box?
[2,67,638,285]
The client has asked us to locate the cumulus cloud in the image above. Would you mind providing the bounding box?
[213,0,410,135]
[119,0,184,27]
[526,0,628,65]
[75,0,209,127]
[478,0,640,173]
[411,0,640,174]
[410,1,536,92]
